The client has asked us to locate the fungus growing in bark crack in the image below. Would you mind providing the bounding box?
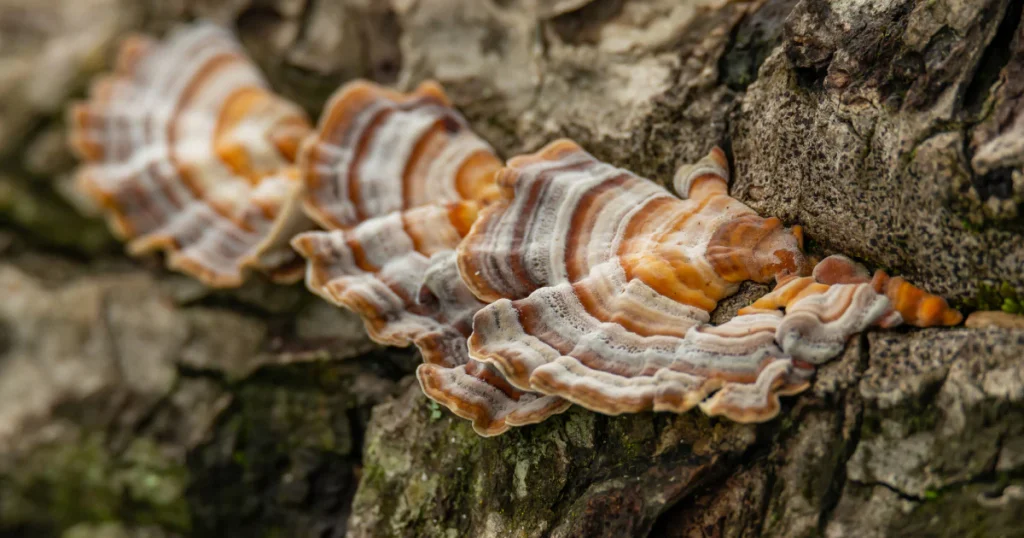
[450,141,946,423]
[68,22,964,436]
[67,23,313,287]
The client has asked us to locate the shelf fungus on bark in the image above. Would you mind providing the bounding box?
[67,23,313,287]
[66,22,964,435]
[295,129,961,430]
[454,141,859,421]
[451,140,963,423]
[292,80,570,435]
[298,79,503,230]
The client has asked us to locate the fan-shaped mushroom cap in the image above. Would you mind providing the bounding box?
[416,254,571,436]
[417,359,573,436]
[291,202,480,349]
[299,79,502,230]
[455,141,898,421]
[467,261,814,421]
[870,271,963,327]
[784,254,962,328]
[68,23,313,287]
[292,220,570,436]
[292,81,568,436]
[457,139,809,307]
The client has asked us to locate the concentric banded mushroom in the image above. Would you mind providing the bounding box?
[67,22,964,436]
[292,80,570,435]
[68,23,313,287]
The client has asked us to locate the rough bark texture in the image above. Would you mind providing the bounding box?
[1,0,1023,537]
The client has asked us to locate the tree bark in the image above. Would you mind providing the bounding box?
[1,0,1023,537]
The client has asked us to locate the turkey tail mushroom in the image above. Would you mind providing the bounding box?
[291,224,571,437]
[292,81,569,436]
[870,271,963,327]
[298,79,502,230]
[459,141,821,422]
[741,254,961,362]
[68,23,313,287]
[810,254,962,327]
[66,24,964,435]
[290,202,480,348]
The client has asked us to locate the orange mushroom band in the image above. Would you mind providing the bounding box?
[68,23,313,287]
[67,23,964,436]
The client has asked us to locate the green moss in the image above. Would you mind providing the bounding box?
[231,365,359,457]
[563,410,596,449]
[428,400,443,421]
[0,177,116,253]
[905,409,940,435]
[61,521,169,538]
[779,414,796,433]
[0,433,191,534]
[187,359,380,536]
[860,404,941,441]
[964,281,1023,314]
[891,481,1024,537]
[606,414,656,460]
[960,217,984,233]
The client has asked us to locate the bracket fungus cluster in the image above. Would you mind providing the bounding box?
[69,24,314,287]
[68,23,963,436]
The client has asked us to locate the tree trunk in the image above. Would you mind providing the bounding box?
[1,0,1022,536]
